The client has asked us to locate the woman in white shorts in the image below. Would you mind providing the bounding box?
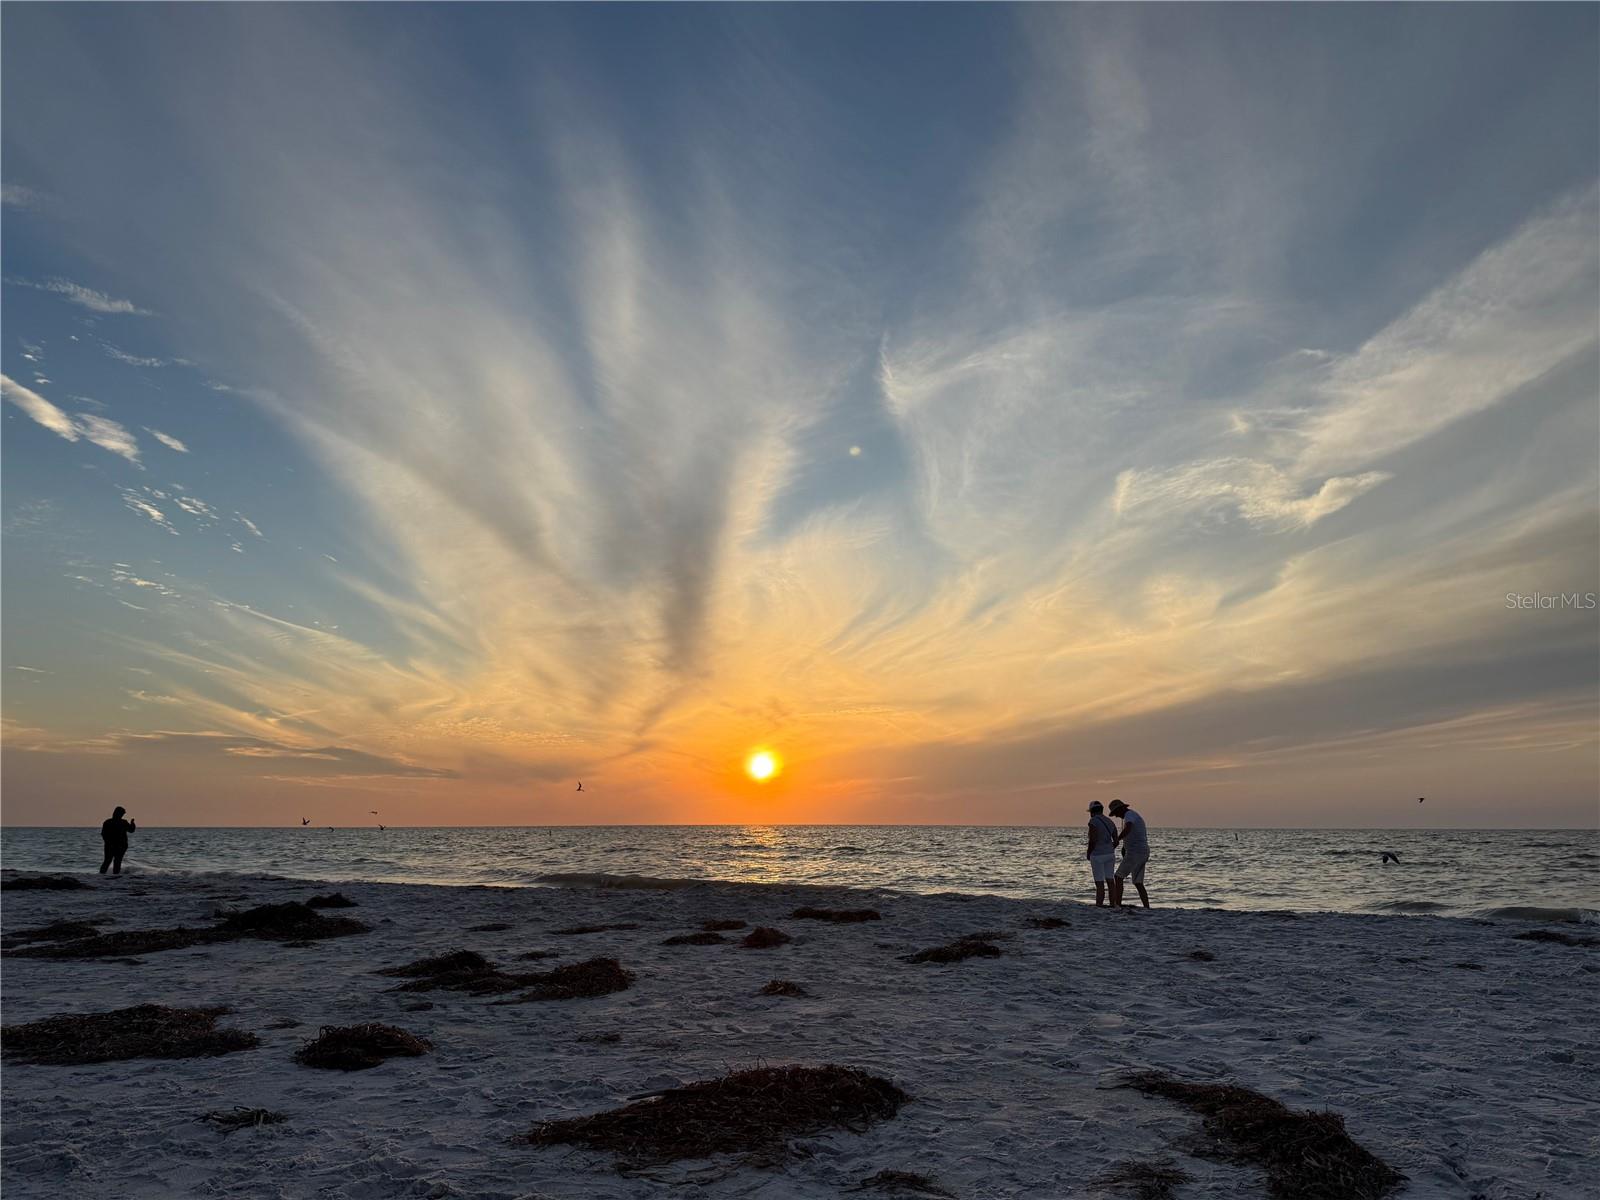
[1086,800,1118,906]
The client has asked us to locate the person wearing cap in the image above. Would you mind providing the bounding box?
[1108,798,1150,908]
[1085,801,1119,906]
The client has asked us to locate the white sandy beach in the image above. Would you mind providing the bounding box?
[2,870,1595,1199]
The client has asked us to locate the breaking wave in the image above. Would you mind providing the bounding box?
[1367,899,1453,913]
[1473,905,1600,926]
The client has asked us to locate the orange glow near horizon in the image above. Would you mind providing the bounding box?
[745,749,781,782]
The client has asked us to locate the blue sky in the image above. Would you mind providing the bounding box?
[3,5,1597,826]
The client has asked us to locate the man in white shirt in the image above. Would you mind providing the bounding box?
[1108,798,1150,909]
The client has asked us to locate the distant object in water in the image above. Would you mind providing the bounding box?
[378,824,386,831]
[576,782,584,792]
[301,818,311,826]
[1381,852,1401,865]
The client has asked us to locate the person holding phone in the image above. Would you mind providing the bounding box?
[99,806,136,875]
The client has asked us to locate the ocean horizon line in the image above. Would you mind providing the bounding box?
[4,822,1594,833]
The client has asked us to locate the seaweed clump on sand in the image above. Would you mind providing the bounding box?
[2,875,88,891]
[468,922,513,932]
[903,934,1004,965]
[1514,929,1598,948]
[1025,916,1070,929]
[662,931,728,947]
[792,906,882,923]
[1188,949,1217,962]
[701,919,747,932]
[294,1023,432,1071]
[759,979,809,998]
[376,949,542,996]
[2,1004,258,1065]
[2,920,102,947]
[217,901,368,942]
[10,926,226,959]
[1125,1072,1405,1200]
[528,1064,909,1165]
[741,927,791,949]
[306,892,358,909]
[1094,1159,1191,1200]
[10,902,369,961]
[856,1169,955,1196]
[380,949,497,978]
[199,1107,288,1134]
[499,957,635,1003]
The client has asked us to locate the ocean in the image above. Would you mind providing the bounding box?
[2,825,1596,923]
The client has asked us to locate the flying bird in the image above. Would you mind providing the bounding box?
[378,824,386,831]
[370,810,379,814]
[1381,852,1401,865]
[1418,797,1425,804]
[576,782,584,792]
[301,817,311,826]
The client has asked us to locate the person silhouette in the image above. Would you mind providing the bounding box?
[99,806,136,875]
[1108,799,1151,909]
[1085,801,1118,907]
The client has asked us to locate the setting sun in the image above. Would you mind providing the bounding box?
[745,750,781,782]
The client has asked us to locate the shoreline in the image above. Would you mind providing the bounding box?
[5,827,1594,927]
[4,864,1596,929]
[3,871,1596,1198]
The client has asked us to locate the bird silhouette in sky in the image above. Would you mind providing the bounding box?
[1419,797,1425,804]
[1381,851,1401,865]
[576,782,584,792]
[301,817,311,826]
[378,823,386,831]
[370,810,379,814]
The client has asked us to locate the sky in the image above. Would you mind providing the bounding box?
[3,5,1597,829]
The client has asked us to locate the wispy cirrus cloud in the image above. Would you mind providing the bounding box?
[2,373,80,440]
[1291,188,1600,478]
[146,428,189,453]
[87,157,1592,816]
[2,374,144,463]
[101,343,169,366]
[171,492,218,524]
[6,275,149,314]
[1111,460,1392,531]
[118,487,177,533]
[8,726,457,780]
[1,6,1594,823]
[75,413,142,463]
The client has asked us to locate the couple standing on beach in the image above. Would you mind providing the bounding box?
[1086,799,1149,908]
